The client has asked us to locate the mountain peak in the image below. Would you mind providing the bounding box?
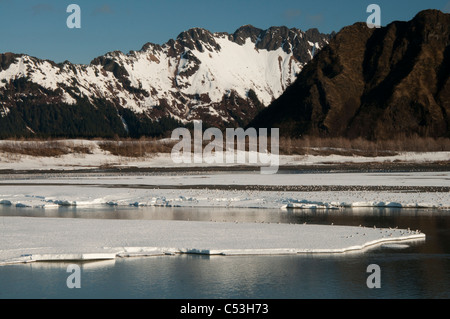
[412,8,448,21]
[176,27,220,52]
[177,27,214,39]
[231,25,263,44]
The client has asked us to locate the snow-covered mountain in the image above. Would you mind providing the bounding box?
[0,25,331,137]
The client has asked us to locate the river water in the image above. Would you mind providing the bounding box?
[0,205,449,299]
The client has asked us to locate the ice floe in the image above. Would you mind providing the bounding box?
[0,217,425,265]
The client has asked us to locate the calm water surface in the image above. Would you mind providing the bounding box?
[0,205,449,299]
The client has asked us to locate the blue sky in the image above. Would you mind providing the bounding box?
[1,0,449,64]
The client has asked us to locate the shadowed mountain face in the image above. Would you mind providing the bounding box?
[249,10,450,140]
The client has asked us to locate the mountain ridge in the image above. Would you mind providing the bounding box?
[0,25,332,138]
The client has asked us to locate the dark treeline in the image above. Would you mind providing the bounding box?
[0,98,184,139]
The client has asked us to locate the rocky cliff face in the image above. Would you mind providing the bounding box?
[0,25,331,138]
[249,10,450,139]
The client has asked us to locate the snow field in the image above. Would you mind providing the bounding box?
[0,138,448,171]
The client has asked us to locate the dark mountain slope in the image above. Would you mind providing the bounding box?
[249,10,450,140]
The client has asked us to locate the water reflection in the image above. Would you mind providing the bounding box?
[0,205,449,299]
[0,204,447,225]
[1,251,448,299]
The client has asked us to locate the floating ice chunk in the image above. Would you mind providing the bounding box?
[52,200,76,206]
[15,202,31,208]
[351,201,403,208]
[384,202,403,208]
[283,199,340,210]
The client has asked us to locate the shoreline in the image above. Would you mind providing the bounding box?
[1,182,448,193]
[1,160,449,175]
[1,170,449,210]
